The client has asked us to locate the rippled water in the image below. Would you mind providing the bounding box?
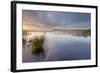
[22,32,91,63]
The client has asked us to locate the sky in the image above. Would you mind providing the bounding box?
[22,10,91,31]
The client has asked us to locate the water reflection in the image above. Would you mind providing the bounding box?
[22,31,91,63]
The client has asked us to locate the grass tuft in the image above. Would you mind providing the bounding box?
[32,35,45,54]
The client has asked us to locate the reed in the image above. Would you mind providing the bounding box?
[32,35,45,54]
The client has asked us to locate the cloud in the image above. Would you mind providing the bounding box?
[22,10,91,30]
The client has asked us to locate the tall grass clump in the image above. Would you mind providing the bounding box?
[32,35,45,54]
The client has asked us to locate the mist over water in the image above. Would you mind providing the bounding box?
[22,32,91,63]
[44,32,90,61]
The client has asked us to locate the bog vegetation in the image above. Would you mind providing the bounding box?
[32,35,45,54]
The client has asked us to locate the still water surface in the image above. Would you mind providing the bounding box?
[22,32,91,63]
